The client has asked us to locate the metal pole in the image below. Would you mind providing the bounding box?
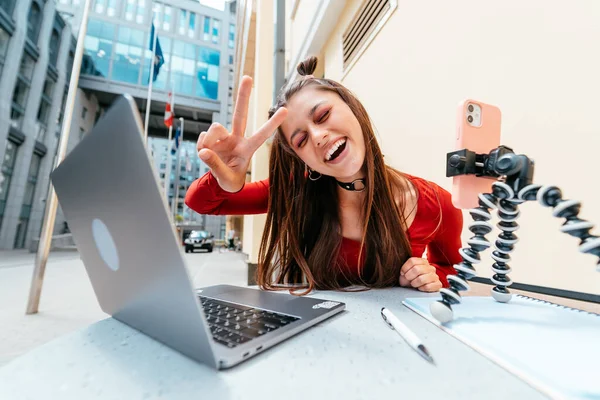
[273,0,286,102]
[144,19,158,144]
[172,117,184,220]
[163,88,174,200]
[26,0,93,314]
[163,124,173,191]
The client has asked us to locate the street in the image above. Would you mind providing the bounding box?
[0,249,249,367]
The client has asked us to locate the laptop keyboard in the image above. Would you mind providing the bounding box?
[199,296,300,348]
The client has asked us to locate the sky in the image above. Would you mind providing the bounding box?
[198,0,227,11]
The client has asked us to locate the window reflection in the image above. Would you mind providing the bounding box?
[81,19,220,100]
[212,19,220,44]
[112,26,144,84]
[82,19,115,77]
[196,47,219,100]
[171,39,195,96]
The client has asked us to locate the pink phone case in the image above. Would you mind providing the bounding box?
[452,99,502,209]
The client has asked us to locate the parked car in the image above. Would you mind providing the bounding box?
[184,230,214,253]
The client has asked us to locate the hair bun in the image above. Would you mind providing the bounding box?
[296,56,318,76]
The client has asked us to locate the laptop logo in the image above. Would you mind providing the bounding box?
[92,218,120,272]
[312,301,340,310]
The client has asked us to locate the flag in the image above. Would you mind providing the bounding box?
[171,126,181,155]
[164,90,173,128]
[149,22,164,83]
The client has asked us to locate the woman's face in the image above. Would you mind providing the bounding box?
[280,86,366,182]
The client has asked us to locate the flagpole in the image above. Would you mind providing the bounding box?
[172,117,184,220]
[163,85,174,200]
[26,0,93,314]
[163,125,173,190]
[144,19,158,145]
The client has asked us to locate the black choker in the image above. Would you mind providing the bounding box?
[337,179,366,192]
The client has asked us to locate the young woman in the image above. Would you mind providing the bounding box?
[185,56,463,294]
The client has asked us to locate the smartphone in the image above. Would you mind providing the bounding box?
[452,99,502,209]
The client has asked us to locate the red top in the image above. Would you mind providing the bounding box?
[185,172,463,287]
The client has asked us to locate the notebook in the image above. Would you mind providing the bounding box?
[403,295,600,400]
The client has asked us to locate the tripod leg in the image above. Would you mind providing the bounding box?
[537,185,600,269]
[430,193,497,323]
[490,198,520,302]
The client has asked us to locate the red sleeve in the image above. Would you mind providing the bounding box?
[184,171,269,215]
[427,184,464,288]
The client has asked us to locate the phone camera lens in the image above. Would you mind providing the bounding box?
[467,104,474,112]
[467,115,474,123]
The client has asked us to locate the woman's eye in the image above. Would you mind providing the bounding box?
[296,135,307,148]
[317,110,330,123]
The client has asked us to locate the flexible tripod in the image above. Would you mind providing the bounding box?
[430,145,600,323]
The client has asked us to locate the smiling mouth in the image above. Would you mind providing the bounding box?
[325,138,347,162]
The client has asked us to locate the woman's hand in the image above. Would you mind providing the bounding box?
[196,75,288,193]
[399,257,442,292]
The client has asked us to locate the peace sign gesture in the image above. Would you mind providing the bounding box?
[196,76,288,192]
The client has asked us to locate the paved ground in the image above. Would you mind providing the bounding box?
[0,249,249,368]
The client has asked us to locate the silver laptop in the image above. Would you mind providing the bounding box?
[50,94,345,369]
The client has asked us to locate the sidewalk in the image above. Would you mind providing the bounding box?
[0,249,249,368]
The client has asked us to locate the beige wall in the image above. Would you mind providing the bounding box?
[281,0,600,293]
[243,0,274,264]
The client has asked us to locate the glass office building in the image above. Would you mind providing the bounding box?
[82,18,221,101]
[0,0,236,250]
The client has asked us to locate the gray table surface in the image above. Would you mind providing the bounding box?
[0,287,548,400]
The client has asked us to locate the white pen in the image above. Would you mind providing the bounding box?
[381,307,435,364]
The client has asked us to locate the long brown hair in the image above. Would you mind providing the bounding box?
[258,56,413,294]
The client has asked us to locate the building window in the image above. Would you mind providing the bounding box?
[171,39,195,96]
[152,2,162,26]
[56,89,67,127]
[66,50,74,82]
[82,19,115,78]
[212,19,220,44]
[37,76,55,129]
[188,12,196,39]
[178,9,187,35]
[112,26,144,84]
[229,54,233,65]
[162,5,171,31]
[79,127,85,140]
[196,47,220,100]
[49,29,61,67]
[81,106,88,119]
[125,0,134,20]
[136,0,145,23]
[27,2,43,44]
[203,16,210,41]
[11,53,36,130]
[113,25,144,84]
[0,140,19,231]
[0,0,17,16]
[107,0,118,17]
[14,153,42,249]
[228,24,235,48]
[94,0,105,13]
[0,26,10,78]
